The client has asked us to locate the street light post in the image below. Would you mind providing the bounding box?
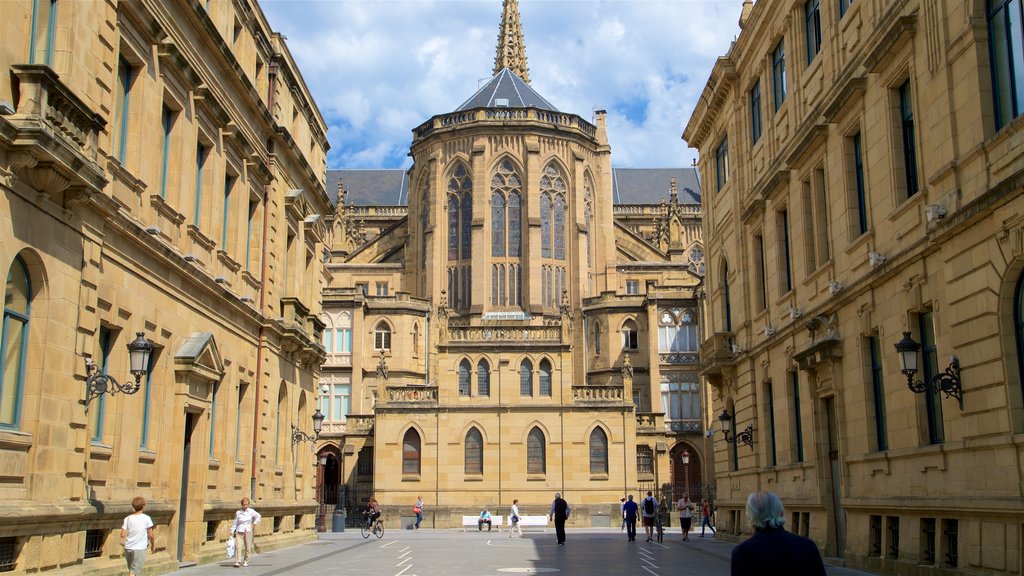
[316,455,327,532]
[681,449,691,497]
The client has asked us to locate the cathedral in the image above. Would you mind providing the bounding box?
[316,0,708,528]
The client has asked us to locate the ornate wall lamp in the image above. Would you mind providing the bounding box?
[894,331,963,410]
[292,409,326,444]
[83,332,153,407]
[718,409,753,448]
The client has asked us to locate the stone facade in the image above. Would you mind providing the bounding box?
[314,0,711,530]
[684,0,1024,574]
[0,0,329,574]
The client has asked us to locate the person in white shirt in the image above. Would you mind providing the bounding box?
[121,496,154,576]
[230,497,261,567]
[508,499,522,538]
[677,494,693,541]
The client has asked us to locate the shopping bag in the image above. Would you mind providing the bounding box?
[226,537,235,559]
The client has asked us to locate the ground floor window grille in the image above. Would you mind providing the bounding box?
[921,518,936,564]
[886,516,900,559]
[84,530,105,559]
[294,514,303,530]
[869,515,882,556]
[0,537,16,572]
[942,519,958,567]
[206,521,217,542]
[273,516,282,533]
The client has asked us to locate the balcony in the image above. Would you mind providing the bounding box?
[5,65,107,203]
[635,412,664,433]
[278,298,326,366]
[447,325,562,344]
[660,352,698,365]
[572,385,624,404]
[699,332,736,376]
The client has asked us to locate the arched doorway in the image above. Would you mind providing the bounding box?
[316,446,342,531]
[669,442,702,502]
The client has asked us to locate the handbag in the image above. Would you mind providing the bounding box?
[225,538,236,559]
[413,506,422,514]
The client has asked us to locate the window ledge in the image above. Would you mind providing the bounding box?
[90,442,113,460]
[0,428,33,452]
[464,474,484,482]
[275,466,284,477]
[887,191,924,223]
[235,461,246,473]
[590,474,609,481]
[526,474,546,482]
[844,229,875,255]
[138,448,157,464]
[402,475,421,482]
[209,458,221,471]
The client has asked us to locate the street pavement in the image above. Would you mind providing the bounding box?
[165,527,879,576]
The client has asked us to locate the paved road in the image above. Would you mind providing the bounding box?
[168,528,878,576]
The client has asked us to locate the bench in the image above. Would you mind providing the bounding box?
[462,515,503,531]
[507,515,548,533]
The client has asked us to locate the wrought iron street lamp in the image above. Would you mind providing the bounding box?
[292,408,326,444]
[680,449,691,497]
[718,409,753,448]
[894,331,963,410]
[83,332,153,407]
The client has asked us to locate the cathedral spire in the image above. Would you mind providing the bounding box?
[493,0,530,83]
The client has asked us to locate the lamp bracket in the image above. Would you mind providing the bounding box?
[82,357,142,408]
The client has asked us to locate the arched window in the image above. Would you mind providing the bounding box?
[527,427,545,474]
[491,160,523,308]
[622,319,639,351]
[592,321,602,356]
[403,428,421,475]
[447,195,459,260]
[722,259,733,332]
[1,256,31,427]
[460,195,472,259]
[1016,273,1024,407]
[659,309,699,352]
[477,359,490,397]
[539,359,552,397]
[553,195,566,260]
[541,195,552,258]
[519,359,533,396]
[465,427,483,475]
[447,164,473,309]
[590,428,608,474]
[374,321,391,351]
[458,359,472,396]
[275,385,286,465]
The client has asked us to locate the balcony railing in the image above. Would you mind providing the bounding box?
[572,385,624,403]
[699,332,735,374]
[386,386,438,403]
[414,107,596,141]
[448,325,561,343]
[660,352,698,365]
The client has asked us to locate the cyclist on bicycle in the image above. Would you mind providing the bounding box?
[364,496,381,528]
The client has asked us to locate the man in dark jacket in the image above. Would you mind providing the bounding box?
[549,493,570,545]
[622,495,640,541]
[731,491,826,576]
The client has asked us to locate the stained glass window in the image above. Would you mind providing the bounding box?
[527,427,545,474]
[508,192,521,257]
[403,429,421,475]
[539,359,552,396]
[590,428,608,474]
[520,359,533,396]
[584,197,592,267]
[491,192,506,257]
[420,178,429,268]
[460,194,472,259]
[447,196,459,260]
[458,360,472,396]
[541,197,551,258]
[491,265,499,305]
[477,359,490,397]
[554,195,566,260]
[465,428,483,475]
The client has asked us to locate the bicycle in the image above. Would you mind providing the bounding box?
[361,513,384,539]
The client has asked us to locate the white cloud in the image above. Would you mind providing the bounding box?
[260,0,741,169]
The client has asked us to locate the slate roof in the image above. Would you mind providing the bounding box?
[455,68,558,112]
[326,169,409,206]
[612,168,701,205]
[324,167,701,207]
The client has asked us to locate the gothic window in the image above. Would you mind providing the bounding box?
[541,196,551,258]
[658,309,698,352]
[465,427,483,475]
[458,359,472,396]
[527,427,546,474]
[403,428,421,475]
[622,319,639,351]
[520,359,533,396]
[584,180,593,269]
[491,192,506,257]
[539,359,552,397]
[374,321,391,351]
[590,428,608,474]
[477,359,490,397]
[1,256,31,427]
[554,195,566,260]
[419,177,429,269]
[460,195,472,259]
[447,195,459,260]
[508,192,521,257]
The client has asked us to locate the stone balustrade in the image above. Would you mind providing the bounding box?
[448,325,561,343]
[572,385,624,403]
[386,386,438,403]
[414,107,596,140]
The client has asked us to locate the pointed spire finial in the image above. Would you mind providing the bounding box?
[493,0,530,83]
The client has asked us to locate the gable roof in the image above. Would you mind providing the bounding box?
[455,68,558,112]
[327,169,409,206]
[612,168,701,205]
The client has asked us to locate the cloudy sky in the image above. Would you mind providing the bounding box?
[259,0,742,170]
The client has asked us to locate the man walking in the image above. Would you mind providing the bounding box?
[641,491,659,542]
[549,492,570,545]
[731,491,825,576]
[622,495,639,541]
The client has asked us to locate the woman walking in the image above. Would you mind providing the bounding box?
[414,496,424,529]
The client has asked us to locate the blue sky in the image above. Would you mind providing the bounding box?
[259,0,742,170]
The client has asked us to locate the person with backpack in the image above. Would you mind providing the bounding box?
[641,491,659,542]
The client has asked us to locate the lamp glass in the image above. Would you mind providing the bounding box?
[681,450,690,464]
[312,408,325,434]
[718,409,732,434]
[894,331,920,374]
[127,332,153,375]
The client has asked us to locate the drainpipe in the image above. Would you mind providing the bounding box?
[251,61,279,500]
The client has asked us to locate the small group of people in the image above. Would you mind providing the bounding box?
[619,491,716,542]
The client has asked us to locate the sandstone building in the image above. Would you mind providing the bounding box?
[684,0,1024,574]
[315,0,710,528]
[0,0,329,573]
